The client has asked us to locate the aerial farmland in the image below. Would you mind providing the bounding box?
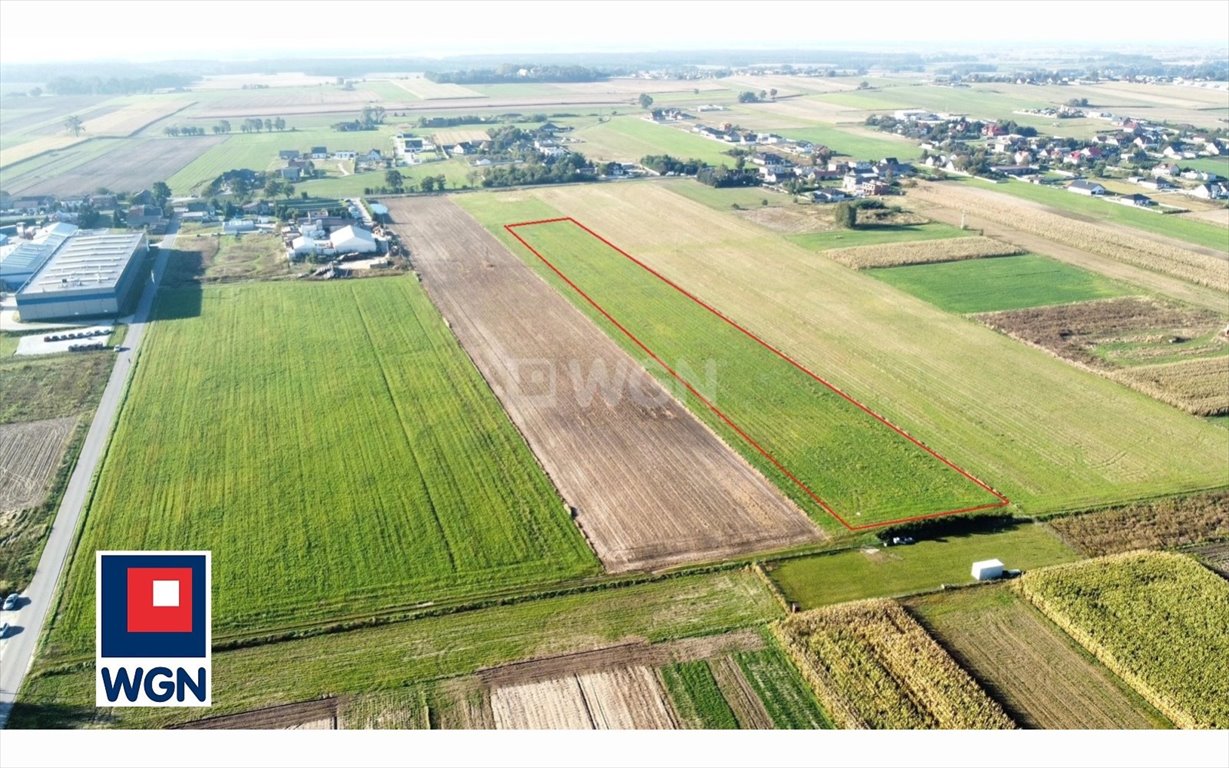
[1,12,1228,767]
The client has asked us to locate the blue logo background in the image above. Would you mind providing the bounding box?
[99,553,208,658]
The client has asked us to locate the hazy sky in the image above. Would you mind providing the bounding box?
[2,0,1227,63]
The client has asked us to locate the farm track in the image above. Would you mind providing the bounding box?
[908,589,1166,729]
[171,697,337,730]
[709,656,773,729]
[476,630,764,688]
[386,196,821,573]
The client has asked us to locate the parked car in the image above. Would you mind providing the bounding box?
[1,593,17,611]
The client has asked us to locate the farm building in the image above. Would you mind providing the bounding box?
[290,223,377,259]
[971,559,1005,581]
[14,230,147,321]
[0,223,78,292]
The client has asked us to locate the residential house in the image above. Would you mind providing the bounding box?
[127,204,165,228]
[1189,182,1229,200]
[280,166,303,181]
[1151,162,1181,178]
[333,150,358,160]
[310,146,328,159]
[1119,193,1155,207]
[279,149,301,161]
[1067,179,1107,195]
[1137,178,1173,191]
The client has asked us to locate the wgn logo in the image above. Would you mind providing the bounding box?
[96,551,211,707]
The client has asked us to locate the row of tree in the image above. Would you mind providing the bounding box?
[238,117,288,133]
[737,89,778,103]
[163,125,208,136]
[480,153,594,188]
[45,74,194,95]
[381,170,448,193]
[640,154,760,188]
[332,105,387,132]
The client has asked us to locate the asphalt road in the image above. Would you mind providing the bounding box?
[0,222,178,729]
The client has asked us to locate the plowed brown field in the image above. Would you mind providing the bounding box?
[385,197,821,572]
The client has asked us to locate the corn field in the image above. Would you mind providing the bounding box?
[773,599,1015,729]
[1017,551,1229,728]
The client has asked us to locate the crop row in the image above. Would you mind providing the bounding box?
[772,599,1015,729]
[825,236,1022,269]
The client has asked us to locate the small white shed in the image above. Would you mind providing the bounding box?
[971,559,1004,581]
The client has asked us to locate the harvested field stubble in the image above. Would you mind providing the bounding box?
[909,182,1229,291]
[1114,358,1229,417]
[979,297,1229,415]
[774,599,1015,730]
[827,236,1022,268]
[1050,491,1229,557]
[0,416,76,514]
[1018,551,1229,728]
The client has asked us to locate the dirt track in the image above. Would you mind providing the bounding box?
[386,196,821,573]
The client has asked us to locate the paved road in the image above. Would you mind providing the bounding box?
[0,223,178,728]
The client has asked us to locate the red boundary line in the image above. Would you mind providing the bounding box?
[504,217,1010,531]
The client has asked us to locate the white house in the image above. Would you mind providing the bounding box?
[971,559,1004,581]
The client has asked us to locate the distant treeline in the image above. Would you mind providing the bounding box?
[45,74,196,95]
[425,65,609,84]
[417,112,553,128]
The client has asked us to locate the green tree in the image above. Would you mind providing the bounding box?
[64,115,84,136]
[274,117,286,131]
[435,174,446,190]
[833,201,857,229]
[638,93,654,110]
[151,181,172,207]
[384,169,404,191]
[769,88,778,100]
[420,176,436,193]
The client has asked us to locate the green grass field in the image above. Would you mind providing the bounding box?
[573,116,737,165]
[768,523,1078,609]
[38,278,598,661]
[1180,156,1229,177]
[661,661,740,729]
[777,123,921,160]
[13,570,778,728]
[963,178,1229,252]
[870,253,1134,313]
[733,639,832,729]
[789,221,969,251]
[492,214,1003,528]
[166,128,363,194]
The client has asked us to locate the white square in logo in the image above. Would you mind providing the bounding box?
[152,580,180,607]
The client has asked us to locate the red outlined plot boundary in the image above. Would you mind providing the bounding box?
[504,216,1010,531]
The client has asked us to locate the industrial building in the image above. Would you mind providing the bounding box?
[0,223,78,292]
[14,230,148,321]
